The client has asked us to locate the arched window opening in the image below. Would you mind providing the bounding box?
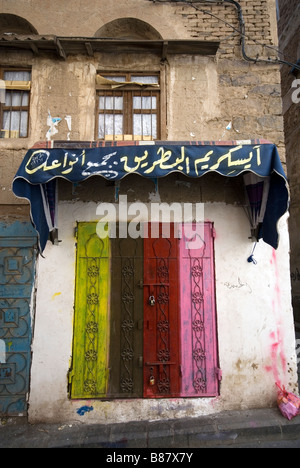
[94,18,162,40]
[0,14,38,35]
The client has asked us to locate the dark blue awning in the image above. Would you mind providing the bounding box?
[12,141,289,253]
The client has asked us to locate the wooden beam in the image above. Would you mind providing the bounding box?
[30,42,39,55]
[85,42,94,57]
[55,38,67,60]
[0,35,220,58]
[162,41,168,60]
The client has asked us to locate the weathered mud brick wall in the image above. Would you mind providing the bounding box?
[172,0,285,158]
[278,0,300,324]
[0,0,286,207]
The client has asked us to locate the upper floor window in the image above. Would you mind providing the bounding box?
[0,69,31,139]
[96,73,160,141]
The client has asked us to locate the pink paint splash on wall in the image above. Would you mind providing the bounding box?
[271,249,282,306]
[264,249,287,386]
[265,331,286,386]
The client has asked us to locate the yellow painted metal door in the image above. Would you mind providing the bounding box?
[70,223,110,399]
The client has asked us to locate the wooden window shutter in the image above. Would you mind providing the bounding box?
[70,223,110,399]
[179,223,219,397]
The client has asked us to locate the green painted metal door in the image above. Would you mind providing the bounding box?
[70,223,110,399]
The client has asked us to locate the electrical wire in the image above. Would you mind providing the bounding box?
[186,1,282,55]
[150,0,300,72]
[222,0,300,71]
[247,243,258,265]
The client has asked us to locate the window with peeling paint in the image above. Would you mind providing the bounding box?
[0,69,31,139]
[96,73,160,141]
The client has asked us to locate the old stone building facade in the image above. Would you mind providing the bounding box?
[0,0,298,424]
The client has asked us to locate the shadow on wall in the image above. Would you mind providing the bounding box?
[0,13,38,35]
[94,18,163,40]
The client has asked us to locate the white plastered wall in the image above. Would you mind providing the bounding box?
[28,200,298,424]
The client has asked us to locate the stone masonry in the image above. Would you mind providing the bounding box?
[0,0,286,211]
[278,0,300,325]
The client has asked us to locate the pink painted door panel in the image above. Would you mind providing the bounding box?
[179,223,219,397]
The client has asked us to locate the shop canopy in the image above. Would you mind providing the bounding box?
[12,140,289,253]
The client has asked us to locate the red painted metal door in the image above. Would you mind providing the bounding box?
[143,224,181,398]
